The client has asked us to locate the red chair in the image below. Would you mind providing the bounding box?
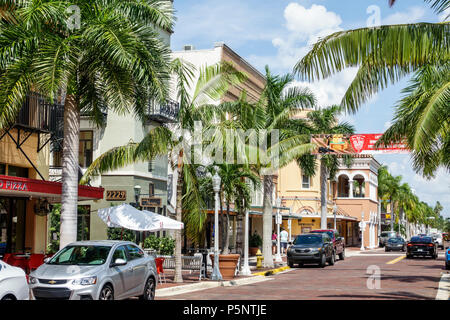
[9,256,28,272]
[28,254,45,272]
[155,258,165,284]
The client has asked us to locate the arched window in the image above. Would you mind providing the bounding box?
[353,174,365,198]
[337,175,350,197]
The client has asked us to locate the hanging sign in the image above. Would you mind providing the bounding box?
[311,134,409,155]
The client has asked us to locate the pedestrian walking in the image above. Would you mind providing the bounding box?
[280,228,289,254]
[272,231,277,254]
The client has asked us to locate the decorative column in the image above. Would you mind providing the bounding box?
[349,180,354,198]
[240,209,251,276]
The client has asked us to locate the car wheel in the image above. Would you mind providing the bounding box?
[288,260,294,268]
[446,263,450,270]
[1,295,16,300]
[140,277,156,301]
[319,254,326,268]
[99,284,114,300]
[297,263,303,268]
[328,252,335,266]
[406,254,412,259]
[339,250,345,261]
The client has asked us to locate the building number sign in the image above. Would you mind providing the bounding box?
[106,190,127,201]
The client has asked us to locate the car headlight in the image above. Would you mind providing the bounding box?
[28,276,38,284]
[72,276,97,286]
[310,248,321,253]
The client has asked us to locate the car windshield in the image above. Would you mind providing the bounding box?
[382,232,396,237]
[294,235,323,245]
[48,245,111,265]
[311,231,333,239]
[388,238,403,243]
[410,236,432,244]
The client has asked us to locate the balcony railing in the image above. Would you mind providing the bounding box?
[147,98,179,123]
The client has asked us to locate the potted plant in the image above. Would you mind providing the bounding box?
[249,232,262,256]
[210,253,241,280]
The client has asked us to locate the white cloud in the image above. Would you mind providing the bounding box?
[382,6,426,25]
[284,3,342,36]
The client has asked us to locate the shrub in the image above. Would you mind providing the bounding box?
[249,232,262,248]
[143,235,175,255]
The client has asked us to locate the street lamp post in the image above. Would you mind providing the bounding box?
[211,168,222,281]
[240,209,252,276]
[133,185,141,207]
[359,211,365,251]
[274,198,282,263]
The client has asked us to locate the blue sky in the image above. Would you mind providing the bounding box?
[171,0,450,218]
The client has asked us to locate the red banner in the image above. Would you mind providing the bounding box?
[311,134,409,155]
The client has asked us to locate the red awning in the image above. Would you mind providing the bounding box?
[0,175,104,201]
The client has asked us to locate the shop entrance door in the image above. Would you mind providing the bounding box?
[0,197,27,254]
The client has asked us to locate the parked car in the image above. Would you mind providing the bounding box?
[406,236,438,259]
[287,233,335,268]
[445,246,450,270]
[28,240,158,300]
[430,233,443,249]
[385,237,406,252]
[0,260,29,300]
[310,229,345,260]
[379,231,397,247]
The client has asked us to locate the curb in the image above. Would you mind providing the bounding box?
[252,265,290,276]
[155,275,272,298]
[436,273,450,300]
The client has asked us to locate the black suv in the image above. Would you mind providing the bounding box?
[287,233,335,268]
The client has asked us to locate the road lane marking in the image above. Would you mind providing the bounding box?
[436,273,450,300]
[386,256,406,264]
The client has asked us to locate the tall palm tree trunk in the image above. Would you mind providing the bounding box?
[174,154,184,283]
[235,207,244,258]
[223,203,231,254]
[390,201,394,232]
[219,192,225,252]
[60,95,80,249]
[320,159,329,230]
[262,175,274,268]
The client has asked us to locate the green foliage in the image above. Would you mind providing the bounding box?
[249,232,262,248]
[143,235,175,255]
[107,228,136,242]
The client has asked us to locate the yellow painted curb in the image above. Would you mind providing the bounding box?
[253,265,291,276]
[386,255,406,265]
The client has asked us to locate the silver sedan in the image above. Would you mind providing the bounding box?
[28,240,158,300]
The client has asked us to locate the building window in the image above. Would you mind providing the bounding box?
[149,183,155,197]
[7,165,29,178]
[0,163,5,175]
[52,151,63,167]
[79,131,93,168]
[302,175,310,189]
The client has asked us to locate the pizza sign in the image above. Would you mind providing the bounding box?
[0,179,28,191]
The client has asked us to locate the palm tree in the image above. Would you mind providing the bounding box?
[216,163,260,254]
[294,0,449,176]
[257,67,317,267]
[377,166,402,231]
[81,61,246,282]
[0,0,174,248]
[296,105,354,230]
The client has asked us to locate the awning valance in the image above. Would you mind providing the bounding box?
[0,175,104,201]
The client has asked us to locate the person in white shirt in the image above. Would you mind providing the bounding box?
[280,228,289,254]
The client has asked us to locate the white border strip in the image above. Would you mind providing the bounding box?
[436,273,450,300]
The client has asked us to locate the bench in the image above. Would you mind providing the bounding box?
[158,255,205,280]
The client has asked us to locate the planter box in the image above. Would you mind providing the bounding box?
[210,254,240,280]
[249,247,259,256]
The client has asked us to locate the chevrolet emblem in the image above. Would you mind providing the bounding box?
[48,280,57,284]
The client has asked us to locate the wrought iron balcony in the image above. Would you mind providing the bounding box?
[147,98,179,123]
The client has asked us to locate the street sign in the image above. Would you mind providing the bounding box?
[287,219,291,228]
[275,213,282,225]
[141,197,162,207]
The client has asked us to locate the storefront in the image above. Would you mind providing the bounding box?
[0,175,103,256]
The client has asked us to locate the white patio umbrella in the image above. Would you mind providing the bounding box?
[97,203,184,232]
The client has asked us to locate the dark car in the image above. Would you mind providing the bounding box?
[406,236,438,259]
[385,237,406,252]
[310,229,345,260]
[379,231,397,247]
[287,233,335,268]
